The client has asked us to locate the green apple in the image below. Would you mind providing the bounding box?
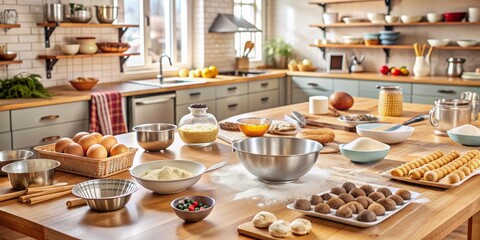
[302,59,312,66]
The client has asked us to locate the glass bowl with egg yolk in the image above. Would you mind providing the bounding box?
[237,117,272,137]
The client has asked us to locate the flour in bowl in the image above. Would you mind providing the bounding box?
[450,124,480,136]
[343,137,389,151]
[141,166,194,180]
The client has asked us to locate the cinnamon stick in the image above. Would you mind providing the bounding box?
[26,182,69,194]
[66,198,87,208]
[0,190,26,202]
[20,185,75,202]
[27,190,72,205]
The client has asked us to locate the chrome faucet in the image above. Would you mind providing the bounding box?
[157,54,172,85]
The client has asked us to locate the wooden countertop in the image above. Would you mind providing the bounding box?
[1,98,479,239]
[1,71,479,111]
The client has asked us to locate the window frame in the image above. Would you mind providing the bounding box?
[233,0,265,63]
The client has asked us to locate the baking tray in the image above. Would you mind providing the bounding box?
[286,186,420,228]
[381,168,480,189]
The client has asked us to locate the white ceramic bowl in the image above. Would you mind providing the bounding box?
[367,13,385,23]
[385,15,399,23]
[60,44,80,55]
[130,160,206,194]
[427,39,450,47]
[457,40,477,47]
[427,13,444,23]
[342,36,363,44]
[339,143,390,163]
[447,131,480,146]
[343,17,362,24]
[323,13,338,24]
[401,15,422,23]
[356,123,415,144]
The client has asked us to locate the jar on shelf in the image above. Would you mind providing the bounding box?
[178,103,218,147]
[76,37,97,54]
[377,85,403,117]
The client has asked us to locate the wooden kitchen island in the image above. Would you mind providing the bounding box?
[1,98,479,239]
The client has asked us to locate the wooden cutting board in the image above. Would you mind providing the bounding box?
[237,220,321,240]
[302,113,356,132]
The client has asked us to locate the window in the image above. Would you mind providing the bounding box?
[123,0,190,69]
[234,0,263,61]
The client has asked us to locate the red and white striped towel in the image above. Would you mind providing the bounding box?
[89,91,127,135]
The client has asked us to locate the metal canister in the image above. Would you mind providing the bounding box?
[429,99,477,133]
[377,85,403,117]
[446,58,465,77]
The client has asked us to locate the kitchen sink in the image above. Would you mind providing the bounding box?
[130,78,207,87]
[219,70,268,77]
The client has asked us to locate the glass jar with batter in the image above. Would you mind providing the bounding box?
[377,85,403,117]
[178,103,218,147]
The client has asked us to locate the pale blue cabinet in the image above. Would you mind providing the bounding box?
[412,84,480,105]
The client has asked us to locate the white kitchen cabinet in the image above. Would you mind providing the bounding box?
[412,84,480,104]
[291,77,333,104]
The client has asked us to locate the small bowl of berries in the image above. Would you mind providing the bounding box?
[171,195,215,222]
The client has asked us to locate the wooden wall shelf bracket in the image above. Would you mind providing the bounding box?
[45,59,59,79]
[43,25,57,48]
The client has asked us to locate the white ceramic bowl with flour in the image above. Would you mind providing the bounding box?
[447,124,480,146]
[339,137,390,163]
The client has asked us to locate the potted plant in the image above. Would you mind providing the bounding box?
[264,38,293,69]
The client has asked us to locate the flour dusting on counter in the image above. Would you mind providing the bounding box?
[210,164,331,207]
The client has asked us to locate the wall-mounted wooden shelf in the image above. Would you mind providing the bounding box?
[310,21,480,28]
[309,0,381,4]
[38,52,140,79]
[36,22,139,48]
[0,23,21,32]
[0,60,22,65]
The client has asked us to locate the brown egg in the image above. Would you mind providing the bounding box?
[64,142,84,156]
[86,144,108,159]
[109,143,128,156]
[100,135,118,152]
[90,132,103,142]
[78,134,99,151]
[72,132,90,143]
[55,138,73,152]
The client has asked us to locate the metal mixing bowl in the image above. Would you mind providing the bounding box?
[68,9,92,23]
[94,5,119,23]
[232,137,323,183]
[1,159,60,190]
[0,150,34,175]
[133,123,177,151]
[72,179,139,212]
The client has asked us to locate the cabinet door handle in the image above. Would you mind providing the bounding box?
[227,87,237,91]
[228,103,238,108]
[261,97,269,102]
[307,83,319,87]
[260,83,269,87]
[189,92,201,96]
[42,136,60,142]
[438,90,456,94]
[40,115,59,121]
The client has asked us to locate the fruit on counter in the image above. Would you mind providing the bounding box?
[188,70,195,77]
[379,65,390,75]
[194,69,202,78]
[289,59,298,65]
[399,66,409,76]
[201,67,215,78]
[302,59,313,66]
[390,67,401,76]
[329,92,354,110]
[178,68,189,77]
[209,66,219,76]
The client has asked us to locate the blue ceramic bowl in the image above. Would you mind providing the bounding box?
[339,144,390,163]
[379,35,399,41]
[447,131,480,146]
[379,31,400,35]
[364,33,380,39]
[381,40,398,45]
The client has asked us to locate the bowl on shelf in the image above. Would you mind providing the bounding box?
[364,33,380,39]
[95,5,119,23]
[457,40,477,47]
[364,39,380,45]
[1,159,60,190]
[427,39,450,47]
[60,44,80,55]
[385,15,399,23]
[132,123,177,151]
[68,9,92,23]
[339,143,390,163]
[231,137,323,183]
[0,51,17,61]
[297,64,317,72]
[343,17,363,24]
[97,42,130,53]
[356,123,415,144]
[367,13,385,23]
[130,160,206,194]
[72,179,139,212]
[444,12,466,22]
[342,36,363,44]
[447,131,480,146]
[380,40,398,45]
[171,195,215,222]
[0,150,34,176]
[237,117,272,137]
[427,13,444,23]
[322,12,339,24]
[400,15,422,23]
[69,77,98,91]
[379,34,400,41]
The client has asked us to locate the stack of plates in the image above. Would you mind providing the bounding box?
[461,72,480,80]
[379,31,400,45]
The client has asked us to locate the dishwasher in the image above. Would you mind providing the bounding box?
[127,93,176,129]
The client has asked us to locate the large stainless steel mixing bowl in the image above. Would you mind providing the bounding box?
[1,159,60,190]
[0,150,34,175]
[95,5,119,23]
[133,123,177,151]
[232,137,323,183]
[72,179,139,212]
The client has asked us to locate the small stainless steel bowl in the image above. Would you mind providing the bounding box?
[95,5,119,23]
[0,150,34,175]
[72,179,139,212]
[1,159,60,190]
[133,123,177,151]
[68,9,92,23]
[232,137,323,183]
[171,195,215,222]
